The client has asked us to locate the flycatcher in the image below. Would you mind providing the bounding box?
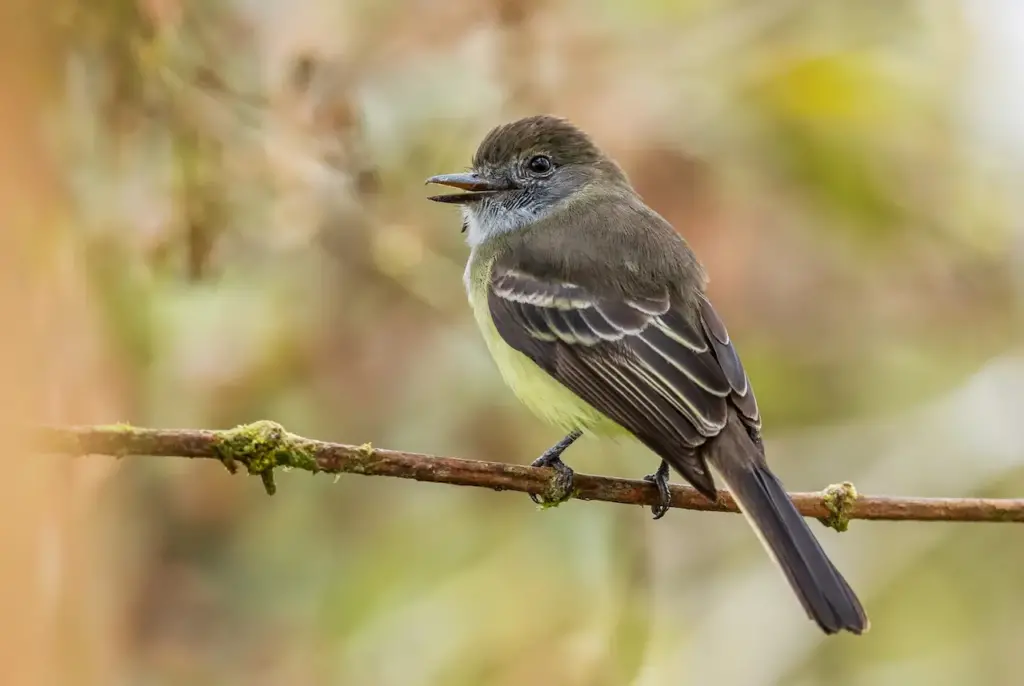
[426,115,868,635]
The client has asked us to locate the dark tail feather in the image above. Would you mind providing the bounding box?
[708,434,869,634]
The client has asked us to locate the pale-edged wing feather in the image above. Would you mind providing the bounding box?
[487,264,761,498]
[698,294,760,433]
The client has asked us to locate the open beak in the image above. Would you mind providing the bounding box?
[425,172,512,204]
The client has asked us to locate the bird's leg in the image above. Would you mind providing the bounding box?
[643,460,672,520]
[529,429,582,506]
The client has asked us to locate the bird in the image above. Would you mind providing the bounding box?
[426,114,868,635]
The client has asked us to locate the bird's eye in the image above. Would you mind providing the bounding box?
[526,155,553,176]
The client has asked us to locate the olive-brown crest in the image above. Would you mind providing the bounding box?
[472,115,606,169]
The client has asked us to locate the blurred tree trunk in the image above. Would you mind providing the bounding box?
[0,3,122,685]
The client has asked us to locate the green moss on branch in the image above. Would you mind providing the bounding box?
[212,420,318,495]
[820,481,859,532]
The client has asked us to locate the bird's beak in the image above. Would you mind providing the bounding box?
[425,172,513,204]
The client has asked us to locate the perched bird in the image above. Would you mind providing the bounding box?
[426,115,868,635]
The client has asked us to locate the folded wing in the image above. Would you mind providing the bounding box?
[489,265,760,498]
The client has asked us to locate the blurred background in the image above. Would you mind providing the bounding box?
[4,0,1024,684]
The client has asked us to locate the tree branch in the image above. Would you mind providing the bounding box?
[34,421,1024,529]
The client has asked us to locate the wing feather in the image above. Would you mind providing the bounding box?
[698,296,761,433]
[595,299,648,334]
[637,326,731,395]
[579,307,623,341]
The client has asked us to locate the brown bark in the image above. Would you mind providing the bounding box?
[37,423,1024,527]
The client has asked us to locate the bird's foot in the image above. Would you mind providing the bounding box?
[530,429,581,507]
[643,460,672,520]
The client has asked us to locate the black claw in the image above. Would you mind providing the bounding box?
[530,456,575,505]
[529,429,581,507]
[643,460,672,520]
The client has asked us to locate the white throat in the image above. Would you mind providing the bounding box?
[461,202,548,248]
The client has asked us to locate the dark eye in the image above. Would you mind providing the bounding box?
[526,155,553,176]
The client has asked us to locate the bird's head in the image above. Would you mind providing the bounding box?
[427,115,628,244]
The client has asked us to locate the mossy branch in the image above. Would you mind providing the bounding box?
[35,421,1024,530]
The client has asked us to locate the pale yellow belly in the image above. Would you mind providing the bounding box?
[467,277,627,437]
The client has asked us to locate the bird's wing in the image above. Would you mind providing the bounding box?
[488,263,759,498]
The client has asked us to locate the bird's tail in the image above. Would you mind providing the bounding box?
[706,423,869,635]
